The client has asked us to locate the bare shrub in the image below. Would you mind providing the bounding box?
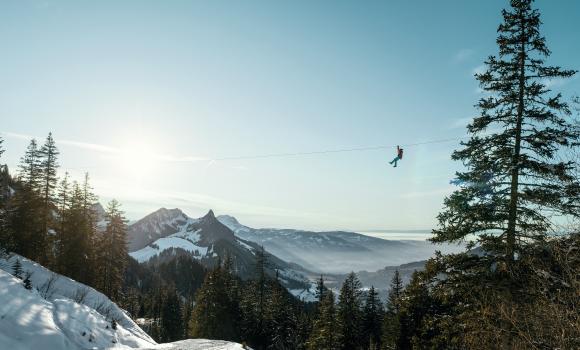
[37,273,59,300]
[71,286,90,304]
[93,299,113,318]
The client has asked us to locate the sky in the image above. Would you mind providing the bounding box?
[1,0,579,232]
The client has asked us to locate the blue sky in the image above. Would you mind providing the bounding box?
[1,0,579,231]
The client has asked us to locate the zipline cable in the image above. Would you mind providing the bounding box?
[212,136,465,161]
[57,136,467,171]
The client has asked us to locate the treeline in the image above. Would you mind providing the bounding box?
[121,251,209,343]
[187,248,408,350]
[0,133,128,301]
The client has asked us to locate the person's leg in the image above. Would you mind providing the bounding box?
[392,158,398,167]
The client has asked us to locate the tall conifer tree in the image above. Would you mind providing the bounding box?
[308,292,342,350]
[432,0,580,264]
[0,136,11,251]
[189,266,239,341]
[337,272,363,350]
[97,199,128,300]
[362,286,383,350]
[12,139,45,261]
[38,133,59,237]
[386,270,403,314]
[382,270,404,350]
[161,287,183,342]
[18,139,41,192]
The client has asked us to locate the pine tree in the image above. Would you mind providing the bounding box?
[56,173,70,254]
[362,286,383,350]
[255,246,268,321]
[182,297,195,338]
[12,259,23,279]
[0,136,12,252]
[18,139,41,192]
[337,272,363,350]
[38,133,59,239]
[308,292,342,350]
[56,180,98,285]
[189,266,240,341]
[382,270,404,350]
[23,272,32,290]
[10,140,46,262]
[239,246,270,348]
[315,274,327,303]
[266,275,297,350]
[161,288,183,342]
[432,0,580,265]
[96,199,128,301]
[80,173,98,285]
[386,270,403,315]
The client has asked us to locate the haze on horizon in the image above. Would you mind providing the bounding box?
[1,0,579,232]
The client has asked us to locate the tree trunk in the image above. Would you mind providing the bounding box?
[506,15,527,265]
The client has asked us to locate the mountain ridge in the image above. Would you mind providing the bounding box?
[127,209,316,299]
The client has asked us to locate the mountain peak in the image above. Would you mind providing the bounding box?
[199,209,218,223]
[126,207,189,251]
[154,207,184,217]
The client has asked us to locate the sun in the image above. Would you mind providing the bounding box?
[116,139,158,184]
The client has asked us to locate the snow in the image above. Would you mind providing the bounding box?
[0,253,156,349]
[137,339,250,350]
[130,230,208,263]
[237,240,255,253]
[289,288,317,303]
[0,253,253,350]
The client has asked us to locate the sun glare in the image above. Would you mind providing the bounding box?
[116,140,158,183]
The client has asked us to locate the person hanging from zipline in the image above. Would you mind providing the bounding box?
[389,145,404,167]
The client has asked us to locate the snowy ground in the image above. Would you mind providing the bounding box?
[0,253,251,350]
[0,253,156,349]
[137,339,250,350]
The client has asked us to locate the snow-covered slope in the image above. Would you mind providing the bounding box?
[137,339,249,349]
[217,215,463,273]
[0,253,156,350]
[127,208,194,252]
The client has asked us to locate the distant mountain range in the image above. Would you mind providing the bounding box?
[126,208,464,299]
[126,208,315,300]
[216,214,464,273]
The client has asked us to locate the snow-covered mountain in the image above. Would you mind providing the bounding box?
[128,209,315,298]
[127,208,192,252]
[216,215,463,273]
[0,253,156,350]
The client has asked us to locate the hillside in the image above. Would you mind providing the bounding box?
[0,252,253,350]
[0,253,156,349]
